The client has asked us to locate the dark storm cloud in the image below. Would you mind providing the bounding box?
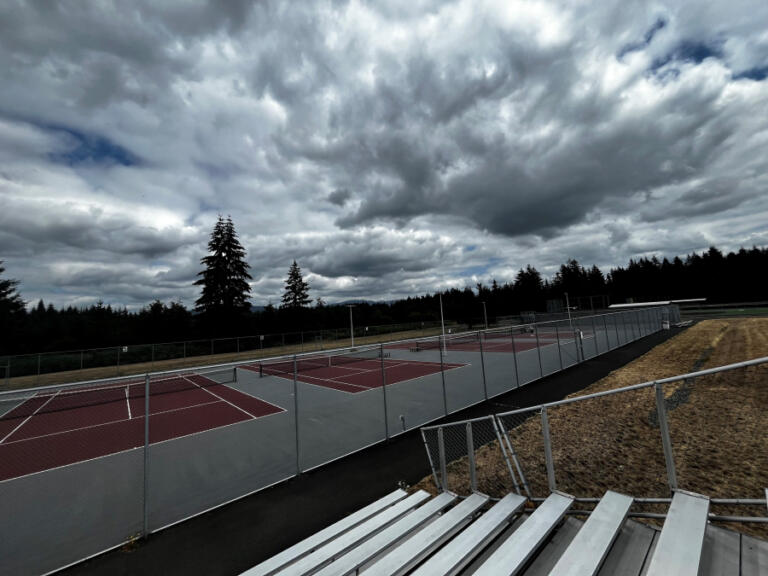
[0,0,766,309]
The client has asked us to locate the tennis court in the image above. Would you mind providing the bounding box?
[0,372,284,481]
[385,329,595,354]
[241,355,466,393]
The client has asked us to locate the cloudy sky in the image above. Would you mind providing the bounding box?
[1,0,766,310]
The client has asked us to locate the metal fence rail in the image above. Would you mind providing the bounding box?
[0,306,675,575]
[422,355,768,520]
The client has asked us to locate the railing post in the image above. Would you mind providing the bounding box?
[380,344,389,439]
[541,407,557,492]
[143,373,150,538]
[437,427,448,493]
[478,332,488,401]
[467,422,477,493]
[655,382,678,492]
[422,429,441,493]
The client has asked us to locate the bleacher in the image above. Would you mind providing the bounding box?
[241,487,768,575]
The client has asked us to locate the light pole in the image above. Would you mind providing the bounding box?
[481,301,488,330]
[347,304,355,348]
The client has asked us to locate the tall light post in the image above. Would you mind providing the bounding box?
[347,304,355,348]
[481,301,488,330]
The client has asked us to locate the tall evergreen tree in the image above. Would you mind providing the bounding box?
[0,261,24,317]
[281,260,312,309]
[194,216,252,314]
[0,261,25,354]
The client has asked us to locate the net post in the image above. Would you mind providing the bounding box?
[293,355,300,474]
[380,344,389,440]
[143,373,150,539]
[477,331,488,401]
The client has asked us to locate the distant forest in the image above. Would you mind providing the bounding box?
[1,245,766,356]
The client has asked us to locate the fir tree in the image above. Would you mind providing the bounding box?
[281,260,312,309]
[194,216,252,313]
[0,261,25,317]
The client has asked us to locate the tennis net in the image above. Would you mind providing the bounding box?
[0,367,236,421]
[258,347,383,377]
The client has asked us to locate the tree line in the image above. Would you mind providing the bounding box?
[1,217,766,356]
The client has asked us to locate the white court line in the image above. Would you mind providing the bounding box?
[186,376,272,420]
[0,391,60,444]
[125,387,132,419]
[0,400,224,446]
[0,402,290,484]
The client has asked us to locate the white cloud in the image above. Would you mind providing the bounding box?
[0,0,766,310]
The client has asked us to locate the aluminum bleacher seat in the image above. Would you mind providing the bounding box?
[548,490,633,576]
[410,492,527,576]
[363,492,489,576]
[643,490,710,576]
[240,488,409,576]
[311,491,456,576]
[473,491,574,576]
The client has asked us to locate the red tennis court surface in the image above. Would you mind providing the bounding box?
[241,357,466,393]
[386,331,594,353]
[0,374,284,482]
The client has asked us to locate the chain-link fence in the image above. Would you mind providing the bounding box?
[0,307,673,575]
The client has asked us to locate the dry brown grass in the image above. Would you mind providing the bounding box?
[412,319,768,537]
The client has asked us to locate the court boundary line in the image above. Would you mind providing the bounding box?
[0,391,60,444]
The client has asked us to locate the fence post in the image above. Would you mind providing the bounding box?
[143,373,150,538]
[511,328,521,388]
[574,322,581,363]
[437,427,447,492]
[477,332,488,401]
[555,323,564,369]
[541,407,557,492]
[380,344,389,439]
[183,341,186,358]
[438,336,449,416]
[466,422,477,493]
[237,337,240,354]
[655,382,678,492]
[80,350,84,371]
[37,353,41,385]
[293,355,301,474]
[151,344,155,370]
[534,323,543,379]
[117,346,121,376]
[591,315,599,354]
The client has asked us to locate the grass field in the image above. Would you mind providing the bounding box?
[414,318,768,537]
